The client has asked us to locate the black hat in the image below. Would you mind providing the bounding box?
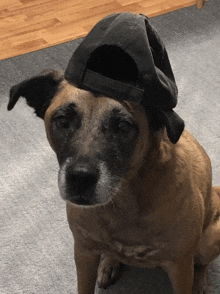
[65,13,184,144]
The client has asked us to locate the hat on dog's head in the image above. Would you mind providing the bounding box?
[65,13,184,144]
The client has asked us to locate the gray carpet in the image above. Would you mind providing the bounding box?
[1,1,220,293]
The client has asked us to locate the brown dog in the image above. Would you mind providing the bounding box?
[8,70,220,294]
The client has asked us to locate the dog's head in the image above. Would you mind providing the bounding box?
[8,70,153,206]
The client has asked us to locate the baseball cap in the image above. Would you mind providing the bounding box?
[65,13,184,144]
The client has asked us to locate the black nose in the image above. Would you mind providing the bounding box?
[65,161,99,204]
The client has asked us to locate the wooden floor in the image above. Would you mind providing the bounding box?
[0,0,198,60]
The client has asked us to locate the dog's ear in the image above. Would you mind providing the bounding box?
[8,70,64,119]
[158,110,185,144]
[146,108,185,144]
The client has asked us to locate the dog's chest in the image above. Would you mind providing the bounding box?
[75,218,167,267]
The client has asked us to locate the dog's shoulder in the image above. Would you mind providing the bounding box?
[175,130,211,173]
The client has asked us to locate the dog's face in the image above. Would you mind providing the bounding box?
[8,71,151,206]
[45,82,150,206]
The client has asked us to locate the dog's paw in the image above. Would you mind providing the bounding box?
[97,255,122,289]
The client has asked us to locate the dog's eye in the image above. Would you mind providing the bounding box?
[55,116,70,129]
[109,118,136,136]
[118,120,133,134]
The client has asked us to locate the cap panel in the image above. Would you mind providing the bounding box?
[143,17,178,108]
[65,13,120,87]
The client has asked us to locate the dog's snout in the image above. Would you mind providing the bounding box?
[62,160,100,205]
[59,157,118,206]
[67,164,99,194]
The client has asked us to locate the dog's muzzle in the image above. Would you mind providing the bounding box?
[58,157,115,206]
[58,157,100,205]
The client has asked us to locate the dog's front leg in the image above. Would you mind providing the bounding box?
[74,242,100,294]
[163,255,194,294]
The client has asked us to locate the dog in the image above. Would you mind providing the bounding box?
[8,70,220,294]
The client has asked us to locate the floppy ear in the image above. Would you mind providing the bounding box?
[8,70,64,119]
[145,108,185,144]
[158,110,185,144]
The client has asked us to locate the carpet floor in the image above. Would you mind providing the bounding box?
[1,1,220,293]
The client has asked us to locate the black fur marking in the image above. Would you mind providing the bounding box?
[8,70,64,119]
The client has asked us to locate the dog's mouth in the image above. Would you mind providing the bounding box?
[59,181,99,206]
[68,195,95,206]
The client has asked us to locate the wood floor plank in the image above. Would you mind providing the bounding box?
[0,0,197,60]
